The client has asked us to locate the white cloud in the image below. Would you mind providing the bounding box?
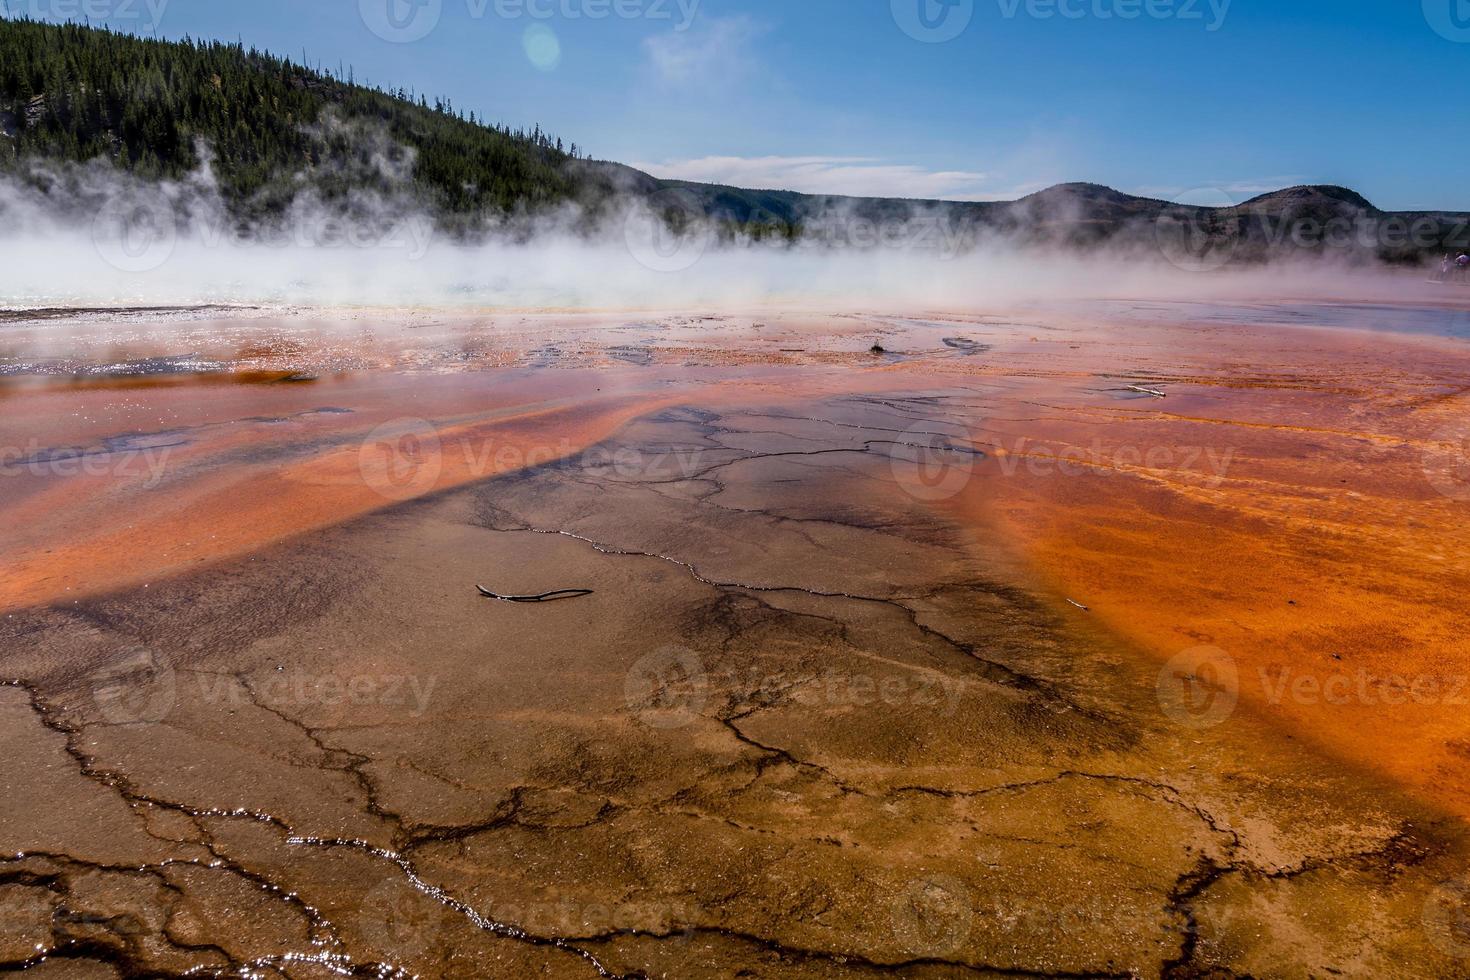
[642,16,763,87]
[630,154,1000,201]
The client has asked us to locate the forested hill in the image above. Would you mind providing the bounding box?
[0,17,590,219]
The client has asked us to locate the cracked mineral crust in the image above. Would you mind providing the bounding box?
[2,306,1469,978]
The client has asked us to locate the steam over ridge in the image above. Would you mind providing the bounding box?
[3,140,1467,312]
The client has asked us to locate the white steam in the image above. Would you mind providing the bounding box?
[0,131,1444,312]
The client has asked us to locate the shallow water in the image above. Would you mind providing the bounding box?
[1079,298,1470,337]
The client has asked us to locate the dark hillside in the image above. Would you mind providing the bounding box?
[0,17,582,219]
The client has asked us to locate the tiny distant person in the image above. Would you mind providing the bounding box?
[1459,253,1470,283]
[1439,253,1453,282]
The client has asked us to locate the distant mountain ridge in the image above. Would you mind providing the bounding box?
[646,178,1470,263]
[2,18,1466,264]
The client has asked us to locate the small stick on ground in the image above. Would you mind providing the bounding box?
[477,586,595,603]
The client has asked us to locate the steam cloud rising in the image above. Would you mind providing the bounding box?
[0,128,1441,312]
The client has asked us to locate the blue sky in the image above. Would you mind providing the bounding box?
[12,0,1470,209]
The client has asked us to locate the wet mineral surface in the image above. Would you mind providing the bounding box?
[3,302,1470,977]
